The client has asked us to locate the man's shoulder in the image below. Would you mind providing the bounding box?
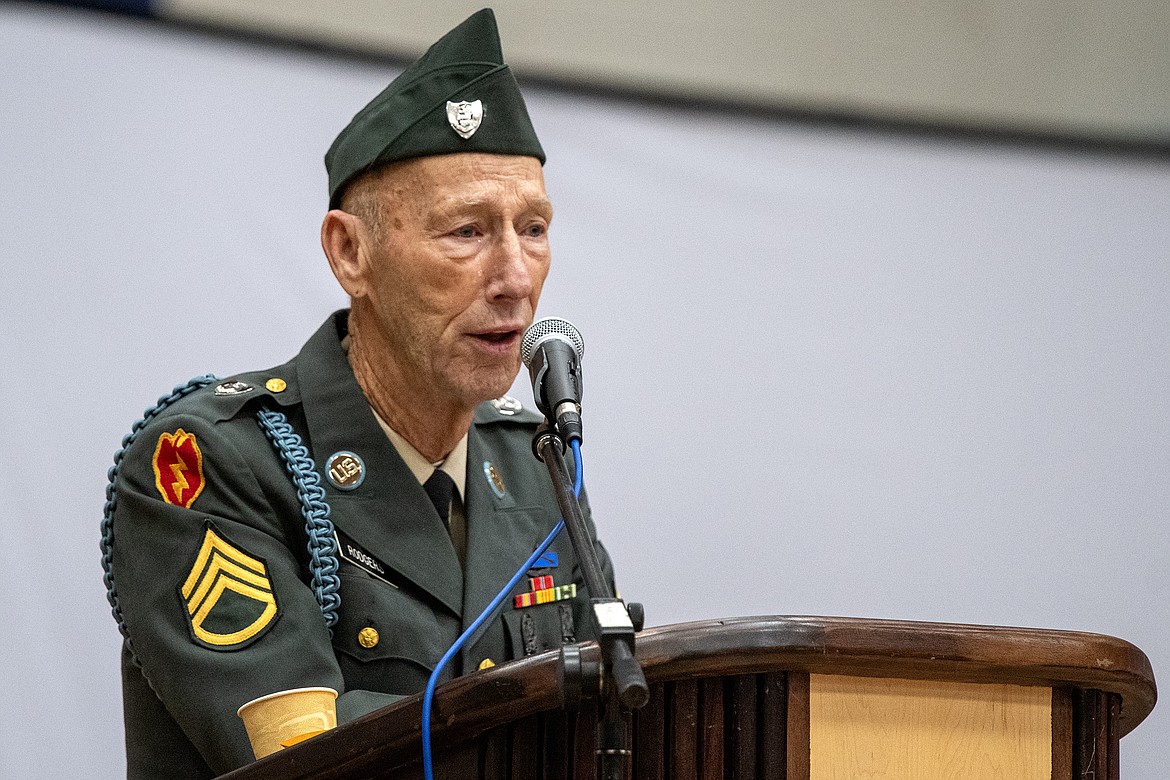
[133,310,347,430]
[137,361,302,429]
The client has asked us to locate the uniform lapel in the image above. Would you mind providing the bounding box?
[294,312,463,616]
[461,419,555,635]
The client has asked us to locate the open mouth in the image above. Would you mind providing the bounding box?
[471,329,520,346]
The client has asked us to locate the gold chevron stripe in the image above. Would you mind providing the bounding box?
[182,527,265,595]
[180,526,278,647]
[185,551,272,616]
[190,576,278,646]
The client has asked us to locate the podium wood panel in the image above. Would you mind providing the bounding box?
[808,675,1052,779]
[219,616,1156,780]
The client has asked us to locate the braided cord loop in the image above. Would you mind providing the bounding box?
[255,407,341,631]
[100,375,218,649]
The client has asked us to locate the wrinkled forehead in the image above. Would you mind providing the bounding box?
[377,153,551,216]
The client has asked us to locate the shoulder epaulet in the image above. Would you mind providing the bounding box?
[199,361,300,423]
[474,395,543,425]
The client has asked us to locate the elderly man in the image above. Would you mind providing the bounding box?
[102,10,612,778]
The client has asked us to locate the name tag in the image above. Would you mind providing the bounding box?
[334,529,399,589]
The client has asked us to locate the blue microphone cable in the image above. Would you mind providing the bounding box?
[422,439,583,779]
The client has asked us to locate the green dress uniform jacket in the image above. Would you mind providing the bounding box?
[109,310,613,778]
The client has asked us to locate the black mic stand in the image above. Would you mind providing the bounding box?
[532,425,648,780]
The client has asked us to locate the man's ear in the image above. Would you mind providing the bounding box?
[321,210,370,298]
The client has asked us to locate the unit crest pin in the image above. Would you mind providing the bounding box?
[491,395,522,416]
[446,99,484,139]
[214,381,253,396]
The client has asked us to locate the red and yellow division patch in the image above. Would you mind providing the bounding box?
[153,428,206,508]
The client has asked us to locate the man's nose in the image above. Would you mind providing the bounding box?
[488,228,536,300]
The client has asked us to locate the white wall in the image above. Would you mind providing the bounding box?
[161,0,1170,141]
[1,5,1166,778]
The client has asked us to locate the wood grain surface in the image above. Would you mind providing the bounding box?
[219,616,1156,780]
[808,674,1052,779]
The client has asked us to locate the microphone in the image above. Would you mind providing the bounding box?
[521,317,585,443]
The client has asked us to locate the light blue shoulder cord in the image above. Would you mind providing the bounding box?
[255,407,341,632]
[101,374,218,662]
[101,377,342,673]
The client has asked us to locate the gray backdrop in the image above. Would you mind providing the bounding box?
[1,4,1166,778]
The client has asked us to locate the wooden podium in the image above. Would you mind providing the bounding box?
[220,616,1156,779]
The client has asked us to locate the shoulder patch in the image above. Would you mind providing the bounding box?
[178,523,280,650]
[153,428,206,508]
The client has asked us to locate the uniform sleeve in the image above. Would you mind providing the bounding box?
[110,410,344,774]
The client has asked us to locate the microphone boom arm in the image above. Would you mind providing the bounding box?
[534,428,648,780]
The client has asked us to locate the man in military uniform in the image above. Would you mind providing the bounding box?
[103,9,613,777]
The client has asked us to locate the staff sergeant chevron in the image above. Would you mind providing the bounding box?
[178,523,281,650]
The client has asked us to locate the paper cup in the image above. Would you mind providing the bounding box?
[236,686,338,759]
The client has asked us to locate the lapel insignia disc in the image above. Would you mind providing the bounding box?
[326,451,365,490]
[264,378,287,393]
[214,380,253,396]
[490,395,522,415]
[446,99,484,139]
[179,524,280,650]
[483,461,507,498]
[153,428,206,509]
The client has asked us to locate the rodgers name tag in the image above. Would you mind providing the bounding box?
[334,529,399,589]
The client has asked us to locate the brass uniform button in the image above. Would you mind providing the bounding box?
[477,658,496,671]
[357,627,379,648]
[265,378,287,393]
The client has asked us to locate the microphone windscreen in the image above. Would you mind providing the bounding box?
[521,318,585,368]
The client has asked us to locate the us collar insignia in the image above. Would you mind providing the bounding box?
[446,99,484,139]
[483,460,507,498]
[490,395,522,416]
[178,523,280,650]
[153,428,205,509]
[214,380,253,396]
[326,451,365,490]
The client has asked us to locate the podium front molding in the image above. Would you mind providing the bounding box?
[220,615,1157,779]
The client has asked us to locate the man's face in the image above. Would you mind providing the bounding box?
[357,153,552,410]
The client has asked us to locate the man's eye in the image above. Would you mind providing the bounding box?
[524,223,547,237]
[453,225,478,238]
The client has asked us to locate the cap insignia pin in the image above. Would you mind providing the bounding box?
[447,99,484,139]
[483,460,507,499]
[214,380,253,396]
[326,451,366,491]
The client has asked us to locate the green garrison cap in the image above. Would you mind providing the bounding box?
[325,8,546,208]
